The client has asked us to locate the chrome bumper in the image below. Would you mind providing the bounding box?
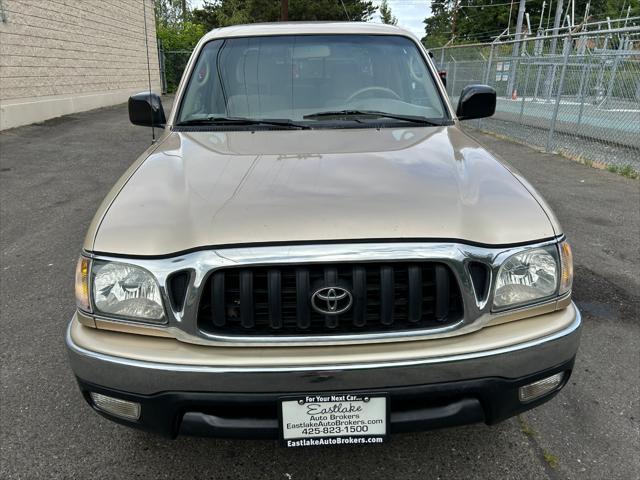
[66,303,581,395]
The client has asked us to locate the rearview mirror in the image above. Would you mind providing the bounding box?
[128,92,166,128]
[456,85,496,121]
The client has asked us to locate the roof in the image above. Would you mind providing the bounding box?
[201,22,416,42]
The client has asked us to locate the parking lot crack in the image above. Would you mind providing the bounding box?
[518,415,561,480]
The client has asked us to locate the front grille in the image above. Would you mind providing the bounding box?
[197,262,463,336]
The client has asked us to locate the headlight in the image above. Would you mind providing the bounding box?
[493,246,558,309]
[92,261,165,322]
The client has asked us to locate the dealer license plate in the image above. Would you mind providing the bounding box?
[280,393,387,447]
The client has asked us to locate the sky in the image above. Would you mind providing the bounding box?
[370,0,429,39]
[189,0,430,39]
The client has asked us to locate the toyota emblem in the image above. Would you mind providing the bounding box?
[311,287,353,315]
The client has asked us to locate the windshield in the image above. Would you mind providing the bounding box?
[176,35,447,127]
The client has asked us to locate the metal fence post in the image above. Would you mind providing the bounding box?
[546,35,572,151]
[519,58,532,124]
[603,35,627,107]
[532,33,544,101]
[484,44,495,84]
[450,57,458,97]
[576,53,587,101]
[594,34,610,101]
[577,51,593,127]
[157,39,168,94]
[477,44,495,129]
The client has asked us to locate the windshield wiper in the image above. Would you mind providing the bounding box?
[176,116,310,129]
[303,110,446,126]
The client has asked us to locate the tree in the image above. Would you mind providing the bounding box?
[423,0,455,48]
[155,0,191,27]
[379,0,398,25]
[155,0,204,92]
[192,0,378,31]
[157,20,205,91]
[156,21,205,51]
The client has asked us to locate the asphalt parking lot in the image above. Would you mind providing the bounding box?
[1,101,638,479]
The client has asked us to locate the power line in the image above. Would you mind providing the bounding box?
[412,0,515,4]
[461,2,519,7]
[427,27,515,39]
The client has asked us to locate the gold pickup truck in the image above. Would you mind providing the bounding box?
[66,22,580,446]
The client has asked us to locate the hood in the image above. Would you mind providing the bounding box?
[87,126,558,256]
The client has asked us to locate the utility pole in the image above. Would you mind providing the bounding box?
[451,0,460,40]
[281,0,289,21]
[514,0,527,38]
[543,0,564,99]
[550,0,564,44]
[506,0,526,97]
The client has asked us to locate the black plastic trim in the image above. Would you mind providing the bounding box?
[296,269,311,329]
[468,262,490,302]
[407,265,422,322]
[268,269,282,329]
[166,271,190,312]
[171,121,456,133]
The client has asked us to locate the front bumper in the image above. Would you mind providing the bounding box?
[66,303,581,438]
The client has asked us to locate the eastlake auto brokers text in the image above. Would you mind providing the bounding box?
[284,395,385,447]
[286,437,384,447]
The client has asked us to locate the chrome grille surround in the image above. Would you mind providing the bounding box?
[83,238,564,346]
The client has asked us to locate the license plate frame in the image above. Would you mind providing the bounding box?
[279,393,389,448]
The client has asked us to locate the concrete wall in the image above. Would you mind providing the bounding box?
[0,0,161,130]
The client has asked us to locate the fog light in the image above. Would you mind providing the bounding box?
[90,392,141,420]
[519,372,564,403]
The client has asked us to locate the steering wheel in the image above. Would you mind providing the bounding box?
[409,55,426,82]
[346,86,402,104]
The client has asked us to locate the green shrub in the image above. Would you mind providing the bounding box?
[157,21,204,92]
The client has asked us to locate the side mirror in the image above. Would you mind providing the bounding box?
[128,92,166,127]
[456,85,496,121]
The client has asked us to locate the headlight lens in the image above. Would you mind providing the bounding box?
[92,261,165,322]
[493,247,558,309]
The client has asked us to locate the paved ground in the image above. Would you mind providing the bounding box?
[1,102,638,479]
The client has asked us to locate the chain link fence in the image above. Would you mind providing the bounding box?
[431,26,640,173]
[158,46,193,94]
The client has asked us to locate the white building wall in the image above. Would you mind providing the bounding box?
[0,0,161,130]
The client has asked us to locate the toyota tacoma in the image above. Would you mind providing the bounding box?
[66,22,580,446]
